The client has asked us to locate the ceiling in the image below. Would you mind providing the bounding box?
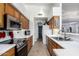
[24,3,60,7]
[62,3,79,12]
[62,3,79,23]
[23,3,60,18]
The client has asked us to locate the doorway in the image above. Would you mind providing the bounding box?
[38,22,43,41]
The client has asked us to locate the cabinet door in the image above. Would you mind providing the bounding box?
[0,3,4,28]
[27,36,32,53]
[26,19,29,29]
[20,16,29,29]
[20,16,25,29]
[5,4,15,16]
[14,10,20,20]
[52,16,60,29]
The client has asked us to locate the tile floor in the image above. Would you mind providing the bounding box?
[28,41,50,56]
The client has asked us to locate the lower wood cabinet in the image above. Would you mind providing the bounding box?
[2,47,15,56]
[47,36,63,56]
[27,36,32,54]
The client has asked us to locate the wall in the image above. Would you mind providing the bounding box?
[63,22,79,33]
[43,25,52,44]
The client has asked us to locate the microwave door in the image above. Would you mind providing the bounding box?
[6,14,20,30]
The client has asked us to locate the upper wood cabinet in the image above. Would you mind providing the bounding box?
[48,19,52,29]
[20,15,25,29]
[0,3,4,14]
[0,3,29,30]
[20,15,29,29]
[0,3,4,29]
[48,16,59,29]
[52,16,59,29]
[5,4,15,16]
[14,10,20,20]
[25,18,29,29]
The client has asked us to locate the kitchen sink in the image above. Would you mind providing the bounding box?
[52,37,72,41]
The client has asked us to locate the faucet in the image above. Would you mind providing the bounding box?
[63,32,71,40]
[58,30,71,41]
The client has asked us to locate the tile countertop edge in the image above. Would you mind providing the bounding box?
[0,44,16,55]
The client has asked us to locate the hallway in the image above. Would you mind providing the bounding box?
[28,41,50,56]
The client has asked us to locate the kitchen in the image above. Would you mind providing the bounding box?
[0,3,79,56]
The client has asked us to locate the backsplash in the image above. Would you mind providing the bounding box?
[0,31,11,42]
[13,29,30,39]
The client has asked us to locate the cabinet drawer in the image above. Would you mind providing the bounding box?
[2,48,15,56]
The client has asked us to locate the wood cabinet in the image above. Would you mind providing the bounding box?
[27,36,32,53]
[26,19,29,29]
[0,3,4,29]
[47,36,63,56]
[20,15,29,29]
[2,48,15,56]
[0,3,29,30]
[5,4,15,16]
[48,16,59,29]
[14,10,20,20]
[48,19,52,29]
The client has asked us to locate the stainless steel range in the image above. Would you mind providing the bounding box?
[13,38,27,56]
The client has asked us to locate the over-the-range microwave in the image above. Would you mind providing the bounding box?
[4,14,21,30]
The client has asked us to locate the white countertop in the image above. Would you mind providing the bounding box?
[0,44,16,55]
[26,34,32,38]
[53,49,79,56]
[47,35,79,48]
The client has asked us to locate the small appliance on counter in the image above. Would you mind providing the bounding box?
[24,30,30,35]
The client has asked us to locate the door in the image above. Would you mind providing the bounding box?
[38,26,42,41]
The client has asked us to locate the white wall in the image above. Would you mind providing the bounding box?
[63,22,79,33]
[53,7,61,16]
